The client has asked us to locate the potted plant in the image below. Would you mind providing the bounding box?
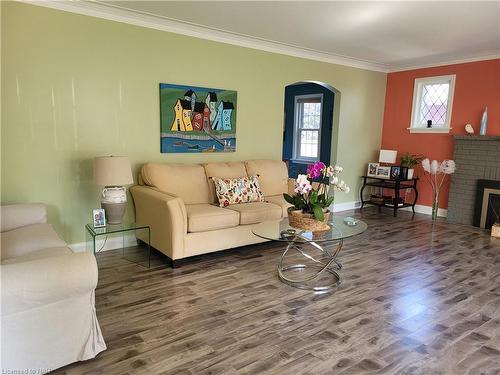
[284,161,349,231]
[400,153,424,179]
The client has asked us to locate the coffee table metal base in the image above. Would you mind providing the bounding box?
[277,239,343,292]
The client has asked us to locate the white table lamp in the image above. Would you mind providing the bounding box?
[378,150,397,165]
[94,156,133,224]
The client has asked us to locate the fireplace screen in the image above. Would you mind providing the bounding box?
[484,194,500,230]
[474,179,500,230]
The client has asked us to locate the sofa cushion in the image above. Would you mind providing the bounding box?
[265,194,293,217]
[0,223,67,261]
[185,204,240,233]
[204,162,248,203]
[227,202,282,225]
[213,175,264,207]
[141,163,211,204]
[1,247,71,265]
[245,160,288,197]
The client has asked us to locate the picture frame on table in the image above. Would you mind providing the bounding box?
[376,166,390,178]
[93,208,106,228]
[390,166,408,180]
[367,162,379,177]
[390,166,401,180]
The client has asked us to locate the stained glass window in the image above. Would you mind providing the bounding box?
[410,75,455,133]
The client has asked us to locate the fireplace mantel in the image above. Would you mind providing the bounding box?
[454,135,500,141]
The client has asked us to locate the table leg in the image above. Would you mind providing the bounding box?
[277,239,343,292]
[147,227,151,268]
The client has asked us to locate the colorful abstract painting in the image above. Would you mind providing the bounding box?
[159,83,237,153]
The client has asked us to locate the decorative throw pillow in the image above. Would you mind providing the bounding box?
[213,175,264,207]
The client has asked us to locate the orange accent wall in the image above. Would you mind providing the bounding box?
[381,59,500,209]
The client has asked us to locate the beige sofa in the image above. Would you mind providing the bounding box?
[131,159,293,264]
[0,204,106,372]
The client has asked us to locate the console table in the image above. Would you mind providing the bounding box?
[360,176,419,217]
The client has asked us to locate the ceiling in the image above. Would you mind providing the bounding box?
[40,1,500,71]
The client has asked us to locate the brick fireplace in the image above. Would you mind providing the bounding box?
[447,135,500,226]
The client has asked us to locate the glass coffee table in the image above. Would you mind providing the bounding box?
[252,216,367,292]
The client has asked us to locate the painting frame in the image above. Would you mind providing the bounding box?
[159,83,237,154]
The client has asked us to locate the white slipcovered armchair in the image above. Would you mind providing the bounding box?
[0,204,106,372]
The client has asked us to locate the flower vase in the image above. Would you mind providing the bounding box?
[479,107,488,136]
[431,191,439,221]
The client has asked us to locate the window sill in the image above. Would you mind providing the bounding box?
[290,158,318,164]
[407,127,452,134]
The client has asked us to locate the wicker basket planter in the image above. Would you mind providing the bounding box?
[288,208,331,231]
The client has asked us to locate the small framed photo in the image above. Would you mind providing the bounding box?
[390,166,409,180]
[93,209,106,228]
[390,166,401,180]
[376,166,390,178]
[367,162,379,177]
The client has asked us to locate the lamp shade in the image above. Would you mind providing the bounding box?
[94,156,133,186]
[378,149,397,164]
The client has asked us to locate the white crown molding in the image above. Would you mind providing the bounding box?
[19,0,389,73]
[388,51,500,73]
[18,1,500,74]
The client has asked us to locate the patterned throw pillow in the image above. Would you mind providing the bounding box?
[213,175,264,207]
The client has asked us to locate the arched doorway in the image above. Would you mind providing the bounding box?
[282,81,337,177]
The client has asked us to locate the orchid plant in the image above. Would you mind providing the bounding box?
[421,158,456,220]
[284,161,350,221]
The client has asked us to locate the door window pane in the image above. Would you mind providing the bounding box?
[299,130,319,158]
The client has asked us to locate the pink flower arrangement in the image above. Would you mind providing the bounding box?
[307,162,326,179]
[284,161,350,220]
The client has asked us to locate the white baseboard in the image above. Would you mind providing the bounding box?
[400,204,448,218]
[332,201,362,212]
[69,202,447,253]
[331,200,448,217]
[70,233,138,253]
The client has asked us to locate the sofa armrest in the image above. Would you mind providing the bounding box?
[287,178,296,196]
[0,204,47,232]
[130,185,187,260]
[1,252,98,316]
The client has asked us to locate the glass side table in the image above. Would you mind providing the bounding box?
[85,222,151,268]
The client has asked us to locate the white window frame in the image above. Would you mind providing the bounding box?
[408,74,456,134]
[292,94,323,163]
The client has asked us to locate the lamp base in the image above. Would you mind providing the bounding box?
[101,202,126,224]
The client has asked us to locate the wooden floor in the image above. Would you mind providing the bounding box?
[56,208,500,375]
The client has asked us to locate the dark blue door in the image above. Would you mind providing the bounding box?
[282,83,335,177]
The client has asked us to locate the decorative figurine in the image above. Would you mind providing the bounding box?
[465,123,475,135]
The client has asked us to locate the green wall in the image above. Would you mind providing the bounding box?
[1,2,386,245]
